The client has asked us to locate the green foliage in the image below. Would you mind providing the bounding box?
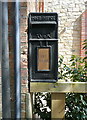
[66,93,87,120]
[58,55,87,120]
[34,92,51,120]
[58,55,87,82]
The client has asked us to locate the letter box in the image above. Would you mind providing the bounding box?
[28,13,58,82]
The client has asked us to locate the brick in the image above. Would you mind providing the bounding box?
[21,111,26,118]
[21,79,28,85]
[20,2,27,7]
[21,85,28,93]
[21,94,26,102]
[21,102,26,110]
[21,69,28,77]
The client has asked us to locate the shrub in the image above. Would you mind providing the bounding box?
[58,55,87,120]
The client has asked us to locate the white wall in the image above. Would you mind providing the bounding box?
[45,0,87,64]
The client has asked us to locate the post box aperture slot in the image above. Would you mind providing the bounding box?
[37,47,51,72]
[30,24,57,39]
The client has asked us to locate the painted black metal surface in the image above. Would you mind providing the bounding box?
[28,13,58,82]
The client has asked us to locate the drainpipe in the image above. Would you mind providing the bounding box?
[0,1,2,118]
[0,2,2,66]
[2,2,11,118]
[14,1,21,119]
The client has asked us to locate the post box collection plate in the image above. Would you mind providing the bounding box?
[37,47,50,71]
[28,13,58,82]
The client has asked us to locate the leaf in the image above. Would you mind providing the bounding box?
[84,39,87,42]
[83,57,87,60]
[71,62,75,66]
[85,51,87,54]
[70,55,76,61]
[83,45,87,49]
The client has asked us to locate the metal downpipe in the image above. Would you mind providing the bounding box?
[14,1,21,119]
[2,2,11,118]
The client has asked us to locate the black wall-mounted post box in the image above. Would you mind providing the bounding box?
[28,13,58,82]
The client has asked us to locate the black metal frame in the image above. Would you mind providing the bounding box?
[28,13,58,83]
[29,40,58,82]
